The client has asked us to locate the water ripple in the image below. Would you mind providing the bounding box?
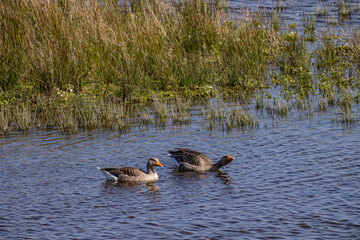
[1,110,360,239]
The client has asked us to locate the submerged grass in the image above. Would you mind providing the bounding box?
[0,98,129,135]
[203,100,258,131]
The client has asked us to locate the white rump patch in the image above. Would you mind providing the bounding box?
[97,167,118,181]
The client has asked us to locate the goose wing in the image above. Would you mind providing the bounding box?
[101,167,146,177]
[169,148,213,167]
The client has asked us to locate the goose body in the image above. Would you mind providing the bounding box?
[97,157,163,182]
[168,148,234,172]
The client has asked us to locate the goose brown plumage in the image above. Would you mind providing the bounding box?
[168,148,234,172]
[97,157,163,182]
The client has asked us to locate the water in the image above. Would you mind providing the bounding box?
[229,0,360,34]
[1,99,360,239]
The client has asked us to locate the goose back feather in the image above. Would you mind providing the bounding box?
[97,157,163,182]
[168,148,234,172]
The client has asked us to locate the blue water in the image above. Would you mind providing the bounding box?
[1,99,360,239]
[229,0,360,29]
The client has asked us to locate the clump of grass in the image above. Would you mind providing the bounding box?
[302,14,316,42]
[153,98,168,125]
[338,0,351,18]
[316,2,328,16]
[350,29,360,67]
[6,97,130,134]
[0,104,33,134]
[53,105,78,134]
[0,107,11,136]
[264,97,292,117]
[138,96,192,127]
[203,100,258,131]
[51,99,128,133]
[317,96,330,111]
[331,90,359,125]
[272,25,314,98]
[169,97,191,125]
[314,31,354,95]
[137,107,153,127]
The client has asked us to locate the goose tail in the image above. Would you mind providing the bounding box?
[97,167,118,181]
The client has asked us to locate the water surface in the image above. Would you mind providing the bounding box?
[1,101,359,239]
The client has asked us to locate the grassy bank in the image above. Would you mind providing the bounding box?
[1,0,273,102]
[1,0,360,135]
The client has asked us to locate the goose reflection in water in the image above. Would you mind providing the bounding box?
[101,181,160,193]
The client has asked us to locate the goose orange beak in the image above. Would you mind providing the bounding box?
[157,162,163,167]
[227,156,234,160]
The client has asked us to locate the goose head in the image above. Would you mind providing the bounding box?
[217,155,235,167]
[148,157,163,167]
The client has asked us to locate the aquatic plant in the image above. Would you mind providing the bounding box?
[203,100,258,131]
[169,97,191,125]
[264,97,292,117]
[153,98,168,125]
[316,2,328,16]
[338,0,351,18]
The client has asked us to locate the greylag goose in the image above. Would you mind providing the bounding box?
[168,148,234,172]
[97,157,163,182]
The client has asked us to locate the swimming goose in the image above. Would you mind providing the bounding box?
[97,157,163,182]
[168,148,234,172]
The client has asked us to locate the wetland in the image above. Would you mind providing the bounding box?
[1,0,360,239]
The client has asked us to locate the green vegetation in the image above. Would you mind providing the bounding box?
[203,100,258,131]
[1,0,360,135]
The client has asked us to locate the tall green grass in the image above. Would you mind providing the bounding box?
[1,0,360,134]
[0,0,273,102]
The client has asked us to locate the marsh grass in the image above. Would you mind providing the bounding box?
[0,104,32,135]
[169,98,191,125]
[0,108,10,136]
[0,98,130,134]
[203,100,258,131]
[0,0,274,102]
[265,97,292,117]
[338,0,351,18]
[316,2,328,17]
[1,0,360,135]
[318,96,330,111]
[153,98,168,126]
[137,96,191,127]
